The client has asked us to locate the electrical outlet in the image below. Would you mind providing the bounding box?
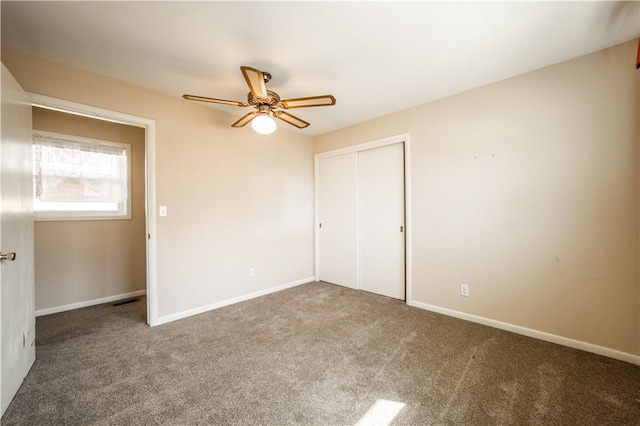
[249,268,255,278]
[460,284,469,297]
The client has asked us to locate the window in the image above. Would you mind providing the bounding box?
[33,131,131,221]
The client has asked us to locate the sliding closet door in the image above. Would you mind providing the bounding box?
[358,143,405,299]
[318,153,358,289]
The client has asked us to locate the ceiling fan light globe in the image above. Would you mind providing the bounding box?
[251,114,276,135]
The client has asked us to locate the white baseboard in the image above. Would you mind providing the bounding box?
[408,300,640,366]
[35,290,147,317]
[152,277,315,327]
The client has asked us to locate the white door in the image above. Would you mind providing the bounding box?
[1,64,36,416]
[318,153,358,288]
[358,143,405,299]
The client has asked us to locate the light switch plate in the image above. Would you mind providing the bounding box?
[159,205,167,217]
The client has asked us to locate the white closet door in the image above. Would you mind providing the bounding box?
[358,143,405,299]
[318,153,358,289]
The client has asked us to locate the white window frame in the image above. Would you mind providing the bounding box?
[33,130,132,221]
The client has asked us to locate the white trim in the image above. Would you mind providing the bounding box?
[355,152,360,289]
[313,133,412,301]
[145,120,158,326]
[315,134,409,159]
[35,290,147,317]
[409,300,640,366]
[28,93,159,327]
[154,277,315,326]
[402,135,412,303]
[313,155,320,280]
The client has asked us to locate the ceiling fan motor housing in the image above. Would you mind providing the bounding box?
[248,90,281,109]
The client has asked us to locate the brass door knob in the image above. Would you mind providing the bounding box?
[0,252,16,261]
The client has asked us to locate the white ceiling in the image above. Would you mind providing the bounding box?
[2,1,639,136]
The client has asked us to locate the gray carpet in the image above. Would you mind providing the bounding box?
[2,281,639,425]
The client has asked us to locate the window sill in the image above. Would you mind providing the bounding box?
[34,212,132,222]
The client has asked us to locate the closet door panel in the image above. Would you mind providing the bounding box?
[358,143,405,299]
[318,153,358,289]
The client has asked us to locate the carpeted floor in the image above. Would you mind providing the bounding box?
[2,281,639,425]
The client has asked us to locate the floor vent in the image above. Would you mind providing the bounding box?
[112,297,141,307]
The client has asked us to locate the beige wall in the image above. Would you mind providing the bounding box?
[4,41,638,357]
[315,41,640,356]
[2,47,315,320]
[32,108,146,311]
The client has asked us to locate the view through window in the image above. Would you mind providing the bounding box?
[33,131,131,220]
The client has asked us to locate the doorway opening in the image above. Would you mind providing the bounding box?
[29,94,158,326]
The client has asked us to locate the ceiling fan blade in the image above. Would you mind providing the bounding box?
[280,95,336,109]
[183,94,248,107]
[240,66,268,99]
[231,111,259,127]
[274,111,310,129]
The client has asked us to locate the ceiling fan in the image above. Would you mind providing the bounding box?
[183,66,336,134]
